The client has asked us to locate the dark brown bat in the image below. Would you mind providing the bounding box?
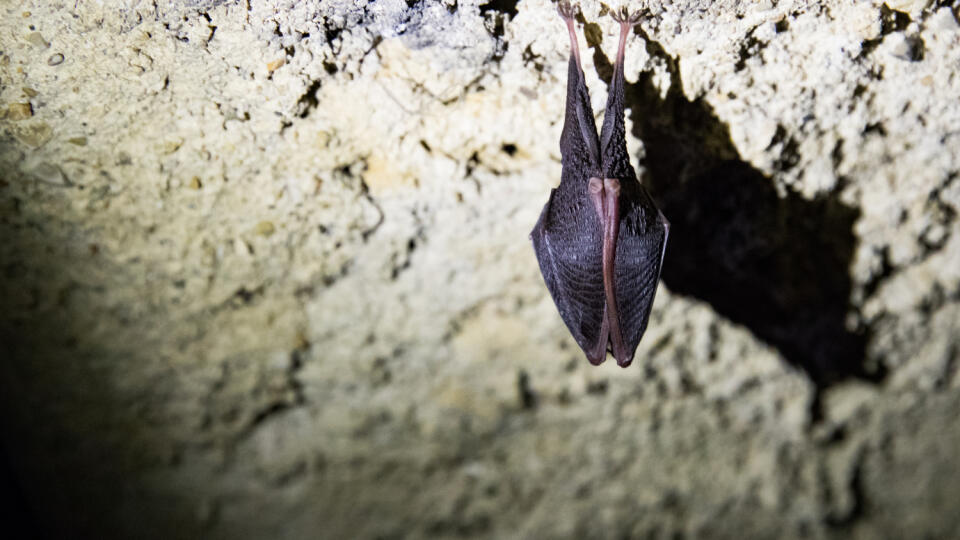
[531,2,669,367]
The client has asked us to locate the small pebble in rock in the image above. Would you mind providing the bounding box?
[15,122,52,147]
[68,136,87,146]
[234,238,252,256]
[189,176,203,190]
[162,139,183,154]
[25,32,49,48]
[31,162,69,186]
[47,53,64,66]
[22,87,38,97]
[255,221,276,237]
[315,131,331,148]
[7,102,33,120]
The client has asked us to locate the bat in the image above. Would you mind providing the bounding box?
[531,2,669,367]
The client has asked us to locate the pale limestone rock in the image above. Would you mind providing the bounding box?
[1,0,960,538]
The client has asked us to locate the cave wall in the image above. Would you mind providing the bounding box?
[1,0,959,538]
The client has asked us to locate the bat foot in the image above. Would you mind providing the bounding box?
[611,6,646,25]
[557,1,579,21]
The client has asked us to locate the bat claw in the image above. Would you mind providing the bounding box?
[557,0,579,21]
[611,6,645,25]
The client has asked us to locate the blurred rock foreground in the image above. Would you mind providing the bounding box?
[1,0,959,538]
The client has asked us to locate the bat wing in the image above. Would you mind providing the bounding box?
[560,56,600,171]
[531,184,606,361]
[613,182,669,365]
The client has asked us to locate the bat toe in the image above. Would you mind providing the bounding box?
[557,1,578,20]
[611,6,645,25]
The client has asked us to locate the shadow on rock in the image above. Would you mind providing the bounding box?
[592,31,884,392]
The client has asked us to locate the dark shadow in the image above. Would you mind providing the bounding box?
[0,159,176,538]
[0,442,39,540]
[590,30,885,396]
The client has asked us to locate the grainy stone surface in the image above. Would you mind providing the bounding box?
[1,0,958,538]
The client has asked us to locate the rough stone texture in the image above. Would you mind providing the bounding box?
[1,0,959,538]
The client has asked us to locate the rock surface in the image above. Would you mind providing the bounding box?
[1,0,959,538]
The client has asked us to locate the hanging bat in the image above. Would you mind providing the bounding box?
[531,2,669,367]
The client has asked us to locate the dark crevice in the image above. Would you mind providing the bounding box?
[608,26,882,398]
[918,282,946,316]
[864,122,886,136]
[323,18,344,46]
[903,35,925,61]
[831,138,844,170]
[859,5,911,58]
[734,28,765,72]
[321,261,352,287]
[296,79,322,119]
[919,193,956,254]
[824,454,867,528]
[231,285,264,306]
[522,43,545,72]
[287,348,307,406]
[517,370,537,410]
[935,342,958,390]
[465,151,481,178]
[769,126,801,172]
[244,348,307,438]
[582,21,603,49]
[355,177,386,242]
[480,0,518,62]
[248,402,288,429]
[861,246,893,300]
[880,5,912,34]
[479,0,518,20]
[390,237,419,280]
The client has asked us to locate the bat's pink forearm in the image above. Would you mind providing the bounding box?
[602,178,626,364]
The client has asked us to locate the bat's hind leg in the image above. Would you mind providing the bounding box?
[557,1,584,72]
[611,6,646,64]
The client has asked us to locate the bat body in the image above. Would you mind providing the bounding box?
[531,3,668,367]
